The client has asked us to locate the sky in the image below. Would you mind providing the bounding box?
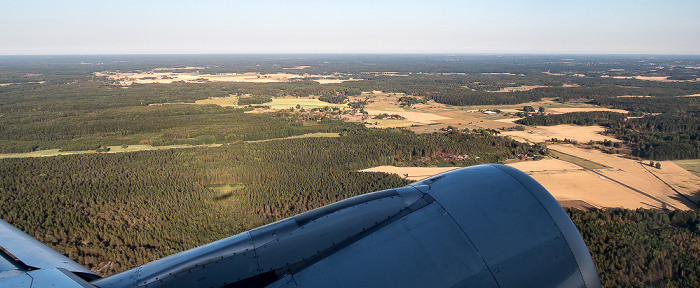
[1,0,699,55]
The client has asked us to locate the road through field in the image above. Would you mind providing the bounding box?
[362,146,700,210]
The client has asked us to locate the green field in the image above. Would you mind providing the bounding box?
[549,149,609,170]
[0,144,223,159]
[0,149,91,159]
[673,159,700,178]
[246,132,340,143]
[204,184,247,201]
[0,134,342,159]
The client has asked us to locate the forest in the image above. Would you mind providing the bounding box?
[1,55,699,286]
[515,111,627,127]
[0,126,538,275]
[515,111,700,160]
[568,208,700,287]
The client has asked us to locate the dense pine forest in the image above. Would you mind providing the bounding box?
[516,111,700,160]
[0,127,536,275]
[1,55,699,286]
[515,111,627,126]
[568,208,700,287]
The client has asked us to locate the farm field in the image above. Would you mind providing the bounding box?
[246,132,339,142]
[0,133,340,159]
[500,124,619,143]
[361,166,460,181]
[96,71,359,85]
[363,151,700,210]
[549,144,700,210]
[348,93,633,134]
[0,144,221,159]
[3,54,700,286]
[673,159,700,177]
[491,85,547,92]
[180,91,633,138]
[194,96,238,106]
[266,98,348,109]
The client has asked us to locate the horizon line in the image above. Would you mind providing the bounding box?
[1,52,700,57]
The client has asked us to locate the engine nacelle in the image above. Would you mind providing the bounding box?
[91,164,601,288]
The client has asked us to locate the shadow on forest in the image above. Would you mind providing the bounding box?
[214,192,234,201]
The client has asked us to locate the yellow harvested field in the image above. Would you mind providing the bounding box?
[361,160,640,209]
[528,169,652,209]
[494,118,519,124]
[267,98,347,109]
[96,71,360,85]
[548,107,629,114]
[195,96,237,106]
[498,106,628,115]
[366,109,451,124]
[481,99,629,115]
[549,144,698,210]
[491,85,546,92]
[611,76,698,82]
[642,160,700,204]
[362,151,699,210]
[364,119,416,128]
[501,124,618,143]
[433,110,485,122]
[282,66,310,69]
[360,166,459,181]
[315,78,360,84]
[506,158,581,171]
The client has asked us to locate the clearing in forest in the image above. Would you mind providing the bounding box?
[500,124,619,144]
[267,98,347,109]
[0,144,222,159]
[195,96,238,106]
[0,133,341,159]
[205,184,246,201]
[246,133,340,143]
[491,85,547,92]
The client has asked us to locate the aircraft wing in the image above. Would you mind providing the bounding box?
[0,217,100,287]
[1,164,601,287]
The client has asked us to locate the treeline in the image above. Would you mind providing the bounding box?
[318,94,348,104]
[568,208,700,287]
[0,103,350,153]
[515,111,627,126]
[316,88,361,104]
[514,111,700,160]
[0,127,539,275]
[592,96,699,114]
[339,75,545,106]
[0,81,222,112]
[607,113,700,160]
[2,54,698,78]
[237,96,272,105]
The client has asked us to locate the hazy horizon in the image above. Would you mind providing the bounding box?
[2,0,699,55]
